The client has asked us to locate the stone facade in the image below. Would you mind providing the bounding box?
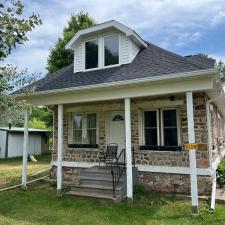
[51,92,225,195]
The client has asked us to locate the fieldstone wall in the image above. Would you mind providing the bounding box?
[210,103,225,161]
[138,172,212,195]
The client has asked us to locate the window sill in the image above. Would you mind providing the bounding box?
[140,145,182,152]
[68,144,98,149]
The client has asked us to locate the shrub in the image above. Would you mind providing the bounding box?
[217,157,225,188]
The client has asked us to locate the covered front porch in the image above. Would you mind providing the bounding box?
[20,73,222,214]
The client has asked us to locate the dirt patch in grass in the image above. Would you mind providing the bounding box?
[0,155,51,186]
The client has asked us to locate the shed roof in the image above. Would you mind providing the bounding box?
[0,127,50,133]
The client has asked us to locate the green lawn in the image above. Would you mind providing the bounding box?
[0,156,225,225]
[0,155,51,185]
[0,183,224,225]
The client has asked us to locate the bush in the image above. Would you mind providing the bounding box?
[217,157,225,188]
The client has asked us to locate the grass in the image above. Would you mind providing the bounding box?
[0,155,51,185]
[0,156,225,225]
[0,183,224,225]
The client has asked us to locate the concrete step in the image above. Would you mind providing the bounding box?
[80,175,126,182]
[70,183,122,191]
[66,190,120,201]
[70,183,123,196]
[80,171,126,179]
[82,166,126,173]
[80,177,125,186]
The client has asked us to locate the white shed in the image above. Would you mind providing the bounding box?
[0,127,50,159]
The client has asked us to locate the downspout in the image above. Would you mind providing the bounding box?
[206,93,224,212]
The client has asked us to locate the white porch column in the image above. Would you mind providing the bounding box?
[57,104,63,195]
[22,108,29,189]
[125,98,133,201]
[186,92,198,214]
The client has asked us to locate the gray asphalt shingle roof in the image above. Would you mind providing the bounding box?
[16,42,215,94]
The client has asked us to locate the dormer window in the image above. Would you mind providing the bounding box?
[85,39,98,69]
[104,35,119,66]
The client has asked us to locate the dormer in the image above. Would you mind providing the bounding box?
[65,20,148,73]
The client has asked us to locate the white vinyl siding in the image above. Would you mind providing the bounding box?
[120,35,130,64]
[130,41,140,61]
[74,42,84,72]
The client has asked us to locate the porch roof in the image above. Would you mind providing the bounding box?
[14,42,215,95]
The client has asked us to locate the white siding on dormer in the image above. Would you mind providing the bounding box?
[74,42,84,72]
[120,34,131,65]
[130,41,140,61]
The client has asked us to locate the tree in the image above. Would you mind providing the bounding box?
[46,12,95,73]
[0,0,41,126]
[0,0,42,60]
[29,106,53,129]
[216,60,225,83]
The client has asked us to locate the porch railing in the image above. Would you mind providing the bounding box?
[111,148,126,198]
[111,147,135,198]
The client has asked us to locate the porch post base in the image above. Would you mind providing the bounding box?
[21,185,27,191]
[57,189,62,197]
[127,197,133,204]
[191,206,198,215]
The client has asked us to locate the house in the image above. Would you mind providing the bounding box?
[15,20,225,213]
[0,127,49,158]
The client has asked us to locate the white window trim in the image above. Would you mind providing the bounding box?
[69,112,99,145]
[141,107,181,147]
[82,33,121,72]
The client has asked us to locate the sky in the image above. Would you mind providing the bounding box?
[3,0,225,77]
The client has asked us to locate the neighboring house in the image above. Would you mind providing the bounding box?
[0,127,49,158]
[15,20,225,212]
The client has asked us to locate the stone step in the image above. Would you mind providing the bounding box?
[80,175,126,182]
[80,171,126,179]
[80,177,125,186]
[70,183,123,196]
[70,183,122,191]
[81,166,126,174]
[66,190,120,201]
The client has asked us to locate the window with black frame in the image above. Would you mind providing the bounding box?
[85,39,98,69]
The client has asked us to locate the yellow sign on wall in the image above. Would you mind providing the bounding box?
[184,143,198,150]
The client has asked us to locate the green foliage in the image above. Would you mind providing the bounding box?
[133,184,146,200]
[0,0,41,125]
[216,60,225,83]
[30,106,53,129]
[0,0,42,60]
[46,11,95,73]
[29,118,47,130]
[217,157,225,188]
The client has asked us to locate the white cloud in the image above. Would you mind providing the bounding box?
[2,0,225,75]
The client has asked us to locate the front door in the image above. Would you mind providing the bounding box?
[107,111,125,155]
